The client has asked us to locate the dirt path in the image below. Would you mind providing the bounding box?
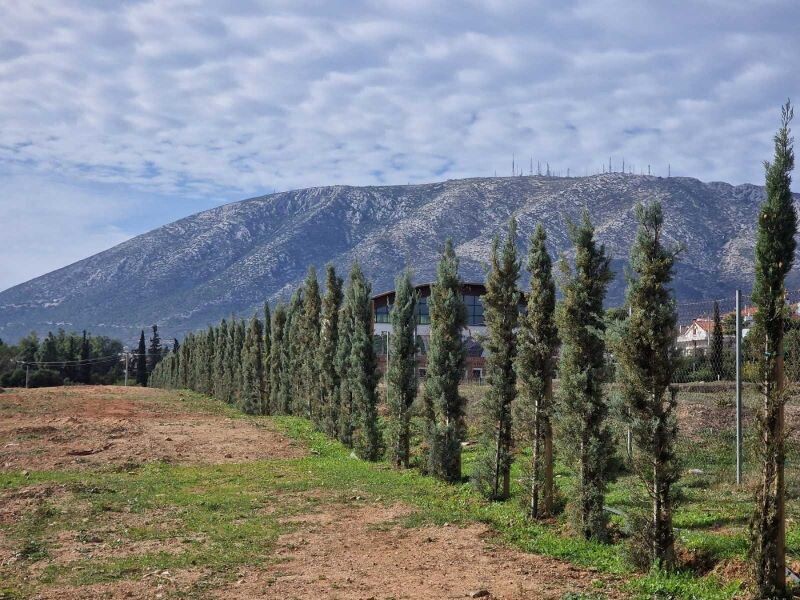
[225,502,626,600]
[0,386,304,471]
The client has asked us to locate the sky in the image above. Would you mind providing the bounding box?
[1,0,799,291]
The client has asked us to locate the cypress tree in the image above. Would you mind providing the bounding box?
[615,202,681,569]
[222,321,238,403]
[473,220,520,500]
[515,224,558,518]
[240,315,265,415]
[263,303,272,411]
[387,269,417,468]
[750,100,797,599]
[709,301,724,380]
[269,305,287,414]
[202,326,215,395]
[283,290,304,415]
[213,320,229,400]
[346,263,381,460]
[299,267,322,419]
[319,265,344,436]
[147,325,163,373]
[234,319,246,402]
[556,212,614,541]
[423,239,467,482]
[336,301,355,445]
[136,330,148,386]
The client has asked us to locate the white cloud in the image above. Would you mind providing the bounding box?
[0,0,798,278]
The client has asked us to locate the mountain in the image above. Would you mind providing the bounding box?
[1,173,796,344]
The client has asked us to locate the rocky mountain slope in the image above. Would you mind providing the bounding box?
[1,173,795,344]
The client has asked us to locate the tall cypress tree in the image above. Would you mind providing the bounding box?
[147,325,163,374]
[423,239,467,482]
[222,320,238,403]
[709,300,724,380]
[336,301,355,445]
[515,224,558,518]
[202,326,215,395]
[346,263,381,460]
[213,320,229,400]
[299,267,322,420]
[233,319,246,403]
[136,330,148,386]
[240,315,265,415]
[750,100,797,599]
[263,303,272,411]
[319,265,344,436]
[473,220,520,500]
[556,212,614,541]
[616,202,681,569]
[283,290,304,415]
[387,269,417,468]
[269,305,287,415]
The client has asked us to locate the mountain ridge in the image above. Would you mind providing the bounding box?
[1,173,796,344]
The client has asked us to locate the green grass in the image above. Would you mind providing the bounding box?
[3,385,794,599]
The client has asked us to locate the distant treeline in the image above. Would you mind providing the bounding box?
[0,330,125,387]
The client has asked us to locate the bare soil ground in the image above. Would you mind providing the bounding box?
[0,386,628,599]
[227,502,625,600]
[0,386,304,471]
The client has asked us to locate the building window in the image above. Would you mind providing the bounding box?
[375,302,391,323]
[417,296,430,324]
[463,294,484,326]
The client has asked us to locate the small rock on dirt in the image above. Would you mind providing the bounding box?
[468,590,490,598]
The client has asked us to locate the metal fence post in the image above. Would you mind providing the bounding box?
[735,289,743,486]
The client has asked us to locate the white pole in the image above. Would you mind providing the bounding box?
[123,350,129,386]
[25,363,30,388]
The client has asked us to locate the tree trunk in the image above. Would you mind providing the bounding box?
[755,342,787,598]
[529,399,541,518]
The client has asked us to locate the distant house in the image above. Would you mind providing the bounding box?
[676,318,734,356]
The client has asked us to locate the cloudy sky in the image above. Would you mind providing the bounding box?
[1,0,798,291]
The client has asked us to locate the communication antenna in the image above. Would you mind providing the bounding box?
[512,153,515,176]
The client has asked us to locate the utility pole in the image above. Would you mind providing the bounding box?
[123,348,129,386]
[25,363,30,388]
[735,290,742,485]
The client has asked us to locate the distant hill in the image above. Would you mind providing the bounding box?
[1,173,796,344]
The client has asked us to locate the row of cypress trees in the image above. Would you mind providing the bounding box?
[150,101,796,592]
